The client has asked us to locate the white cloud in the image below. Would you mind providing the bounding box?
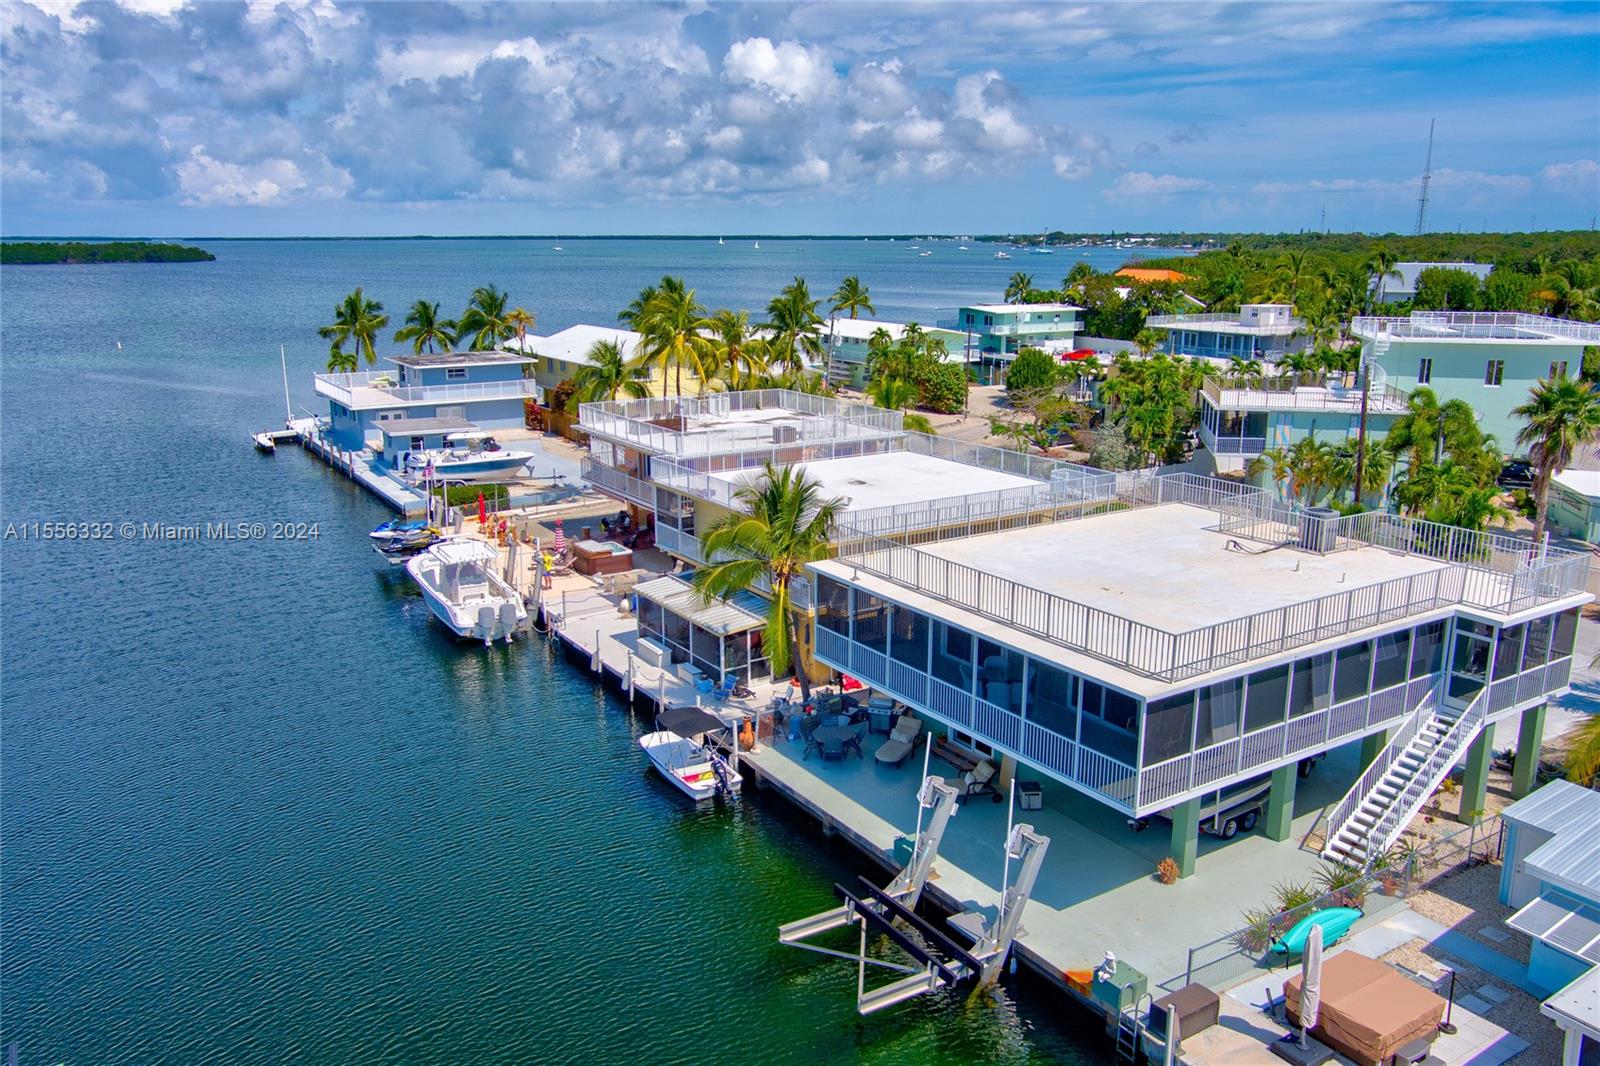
[1538,159,1600,197]
[1106,171,1211,198]
[952,71,1039,152]
[175,146,349,206]
[722,38,837,105]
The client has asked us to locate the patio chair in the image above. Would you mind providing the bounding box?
[959,759,1002,803]
[819,731,847,762]
[873,717,924,767]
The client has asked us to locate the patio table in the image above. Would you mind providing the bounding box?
[812,723,863,760]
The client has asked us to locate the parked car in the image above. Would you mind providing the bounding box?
[1498,460,1535,489]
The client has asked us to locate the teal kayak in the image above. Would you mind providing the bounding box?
[1270,906,1363,955]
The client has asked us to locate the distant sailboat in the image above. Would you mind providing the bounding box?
[718,236,724,245]
[553,244,563,251]
[753,240,760,249]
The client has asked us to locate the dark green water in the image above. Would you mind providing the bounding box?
[0,240,1128,1063]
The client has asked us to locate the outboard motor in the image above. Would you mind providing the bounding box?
[476,605,497,647]
[498,602,519,644]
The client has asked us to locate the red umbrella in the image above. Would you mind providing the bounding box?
[477,490,487,526]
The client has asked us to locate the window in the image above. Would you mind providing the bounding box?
[410,436,425,450]
[976,638,1024,712]
[1194,678,1243,749]
[1450,620,1494,699]
[1494,625,1525,679]
[1523,616,1553,671]
[1551,361,1569,380]
[638,598,662,637]
[1373,630,1411,690]
[1554,609,1579,659]
[1289,653,1333,716]
[931,622,972,690]
[1411,621,1445,678]
[1143,692,1195,764]
[1245,663,1290,733]
[1334,641,1374,703]
[1417,357,1433,385]
[1025,659,1078,739]
[446,367,468,380]
[815,575,850,635]
[853,592,889,654]
[889,606,930,669]
[1485,359,1504,387]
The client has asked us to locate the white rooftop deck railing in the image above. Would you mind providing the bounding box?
[1351,312,1600,343]
[1201,375,1410,414]
[827,472,1589,682]
[314,372,540,408]
[577,389,904,457]
[579,458,655,508]
[1147,312,1305,334]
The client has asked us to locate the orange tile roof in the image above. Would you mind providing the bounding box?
[1114,268,1189,283]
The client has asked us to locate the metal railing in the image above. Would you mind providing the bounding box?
[1146,312,1304,334]
[1352,312,1600,343]
[1201,375,1410,414]
[1196,422,1267,456]
[1365,689,1491,864]
[577,389,904,457]
[580,458,655,507]
[313,372,540,408]
[1322,689,1437,854]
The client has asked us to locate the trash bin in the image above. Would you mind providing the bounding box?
[1018,780,1043,811]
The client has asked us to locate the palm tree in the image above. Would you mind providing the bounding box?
[1386,388,1483,474]
[710,308,769,389]
[1005,272,1034,304]
[867,376,934,433]
[505,306,537,351]
[829,275,874,320]
[393,299,456,354]
[319,286,389,371]
[326,347,359,374]
[1366,246,1401,308]
[1132,327,1164,357]
[570,339,651,404]
[1274,250,1310,305]
[765,277,824,375]
[1247,446,1293,495]
[692,463,845,701]
[1565,713,1600,785]
[1533,267,1599,320]
[1514,374,1600,548]
[1225,355,1264,387]
[458,284,513,350]
[631,276,716,397]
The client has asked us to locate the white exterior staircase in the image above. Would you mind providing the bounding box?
[1321,688,1489,867]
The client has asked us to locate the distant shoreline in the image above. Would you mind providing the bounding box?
[1,240,215,265]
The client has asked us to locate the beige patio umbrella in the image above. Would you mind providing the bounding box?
[1299,923,1324,1049]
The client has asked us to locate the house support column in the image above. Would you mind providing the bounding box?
[1459,729,1493,825]
[1265,763,1297,842]
[1170,797,1201,879]
[1511,704,1547,799]
[1359,728,1390,770]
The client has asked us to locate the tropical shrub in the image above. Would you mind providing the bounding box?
[433,483,509,507]
[548,378,577,413]
[1314,862,1369,909]
[1271,879,1319,915]
[918,361,968,413]
[1005,347,1059,398]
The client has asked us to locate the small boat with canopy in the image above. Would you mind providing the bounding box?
[639,706,742,802]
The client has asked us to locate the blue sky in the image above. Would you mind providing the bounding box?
[2,1,1597,237]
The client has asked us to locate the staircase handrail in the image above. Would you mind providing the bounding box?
[1323,688,1436,854]
[1364,689,1489,868]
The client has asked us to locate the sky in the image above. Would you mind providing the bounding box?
[2,0,1598,238]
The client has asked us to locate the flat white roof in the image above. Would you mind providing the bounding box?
[824,318,906,342]
[704,452,1039,513]
[813,502,1456,695]
[1554,469,1600,499]
[515,324,642,364]
[963,302,1083,314]
[1541,961,1600,1039]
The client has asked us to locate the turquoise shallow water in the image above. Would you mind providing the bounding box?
[0,239,1164,1064]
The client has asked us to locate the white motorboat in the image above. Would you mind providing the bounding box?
[553,244,563,251]
[404,539,527,645]
[994,251,1011,260]
[639,706,742,802]
[252,432,276,453]
[405,432,534,483]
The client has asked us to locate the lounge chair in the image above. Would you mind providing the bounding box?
[960,759,1002,803]
[873,717,924,767]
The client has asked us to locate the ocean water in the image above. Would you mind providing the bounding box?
[0,239,1164,1064]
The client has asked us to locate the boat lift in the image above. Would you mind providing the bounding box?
[778,777,1051,1015]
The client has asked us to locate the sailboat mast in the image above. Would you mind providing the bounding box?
[279,344,292,426]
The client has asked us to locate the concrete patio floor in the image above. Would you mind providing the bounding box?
[744,724,1389,991]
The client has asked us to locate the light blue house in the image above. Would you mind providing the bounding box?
[315,351,540,450]
[1500,780,1600,995]
[937,302,1082,383]
[1147,303,1307,362]
[1351,312,1600,450]
[375,415,477,469]
[1195,373,1409,481]
[1550,470,1600,545]
[821,318,967,389]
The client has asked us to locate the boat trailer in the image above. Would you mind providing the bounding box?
[778,776,1051,1014]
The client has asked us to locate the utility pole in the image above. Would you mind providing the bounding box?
[1353,349,1371,509]
[1413,118,1435,236]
